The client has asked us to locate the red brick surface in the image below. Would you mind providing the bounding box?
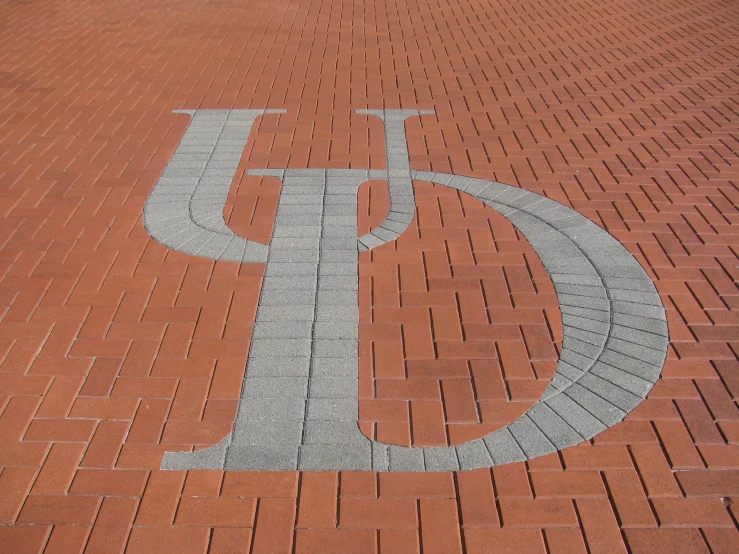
[1,0,738,552]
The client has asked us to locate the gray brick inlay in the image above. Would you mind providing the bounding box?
[144,109,286,263]
[157,109,669,472]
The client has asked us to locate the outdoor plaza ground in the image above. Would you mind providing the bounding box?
[0,0,738,552]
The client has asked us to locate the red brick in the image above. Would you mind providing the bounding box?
[576,499,628,554]
[526,452,563,472]
[161,421,231,444]
[699,445,739,468]
[24,418,96,443]
[595,420,659,443]
[340,472,377,498]
[136,470,185,526]
[176,496,257,527]
[652,497,735,527]
[202,398,237,422]
[372,340,406,379]
[295,529,377,554]
[0,467,38,523]
[68,397,139,419]
[375,379,440,400]
[0,525,51,554]
[251,498,296,553]
[630,445,682,497]
[0,396,41,441]
[68,339,130,358]
[531,471,607,498]
[182,470,222,497]
[209,528,254,554]
[297,472,338,528]
[702,528,739,554]
[126,527,209,554]
[464,528,546,554]
[603,470,657,528]
[492,463,532,498]
[115,443,170,469]
[380,530,420,553]
[168,379,209,420]
[17,495,100,525]
[119,341,159,378]
[676,398,726,444]
[497,342,534,379]
[0,440,49,467]
[339,498,418,528]
[457,468,499,527]
[410,399,447,446]
[544,529,588,554]
[151,358,216,379]
[85,496,138,554]
[111,376,178,398]
[499,498,578,528]
[420,499,463,554]
[654,420,705,469]
[624,529,709,554]
[562,445,634,470]
[38,525,89,554]
[0,375,51,394]
[78,358,121,397]
[221,471,298,497]
[142,307,200,323]
[676,469,739,497]
[441,379,479,422]
[36,376,83,418]
[70,469,148,496]
[360,399,409,422]
[79,420,129,468]
[127,398,171,443]
[31,442,86,495]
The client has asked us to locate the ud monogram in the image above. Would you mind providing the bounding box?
[144,109,668,471]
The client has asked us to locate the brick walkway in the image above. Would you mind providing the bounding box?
[1,0,738,551]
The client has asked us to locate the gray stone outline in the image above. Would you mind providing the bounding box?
[156,109,669,472]
[143,109,286,262]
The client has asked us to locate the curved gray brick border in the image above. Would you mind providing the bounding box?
[368,171,670,471]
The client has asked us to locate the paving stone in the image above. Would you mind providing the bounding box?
[4,1,731,549]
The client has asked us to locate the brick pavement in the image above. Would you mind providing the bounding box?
[0,0,738,551]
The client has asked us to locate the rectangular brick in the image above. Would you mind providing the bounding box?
[31,442,86,495]
[499,498,578,528]
[126,527,209,554]
[135,470,185,526]
[84,496,138,554]
[420,499,463,554]
[70,469,148,496]
[296,529,376,554]
[18,495,101,525]
[0,467,39,523]
[176,496,257,527]
[24,419,96,442]
[297,472,338,528]
[251,498,296,553]
[339,498,418,528]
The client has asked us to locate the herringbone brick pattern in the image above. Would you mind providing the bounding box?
[358,180,562,447]
[0,0,738,552]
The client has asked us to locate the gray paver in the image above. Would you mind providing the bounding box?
[153,111,668,472]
